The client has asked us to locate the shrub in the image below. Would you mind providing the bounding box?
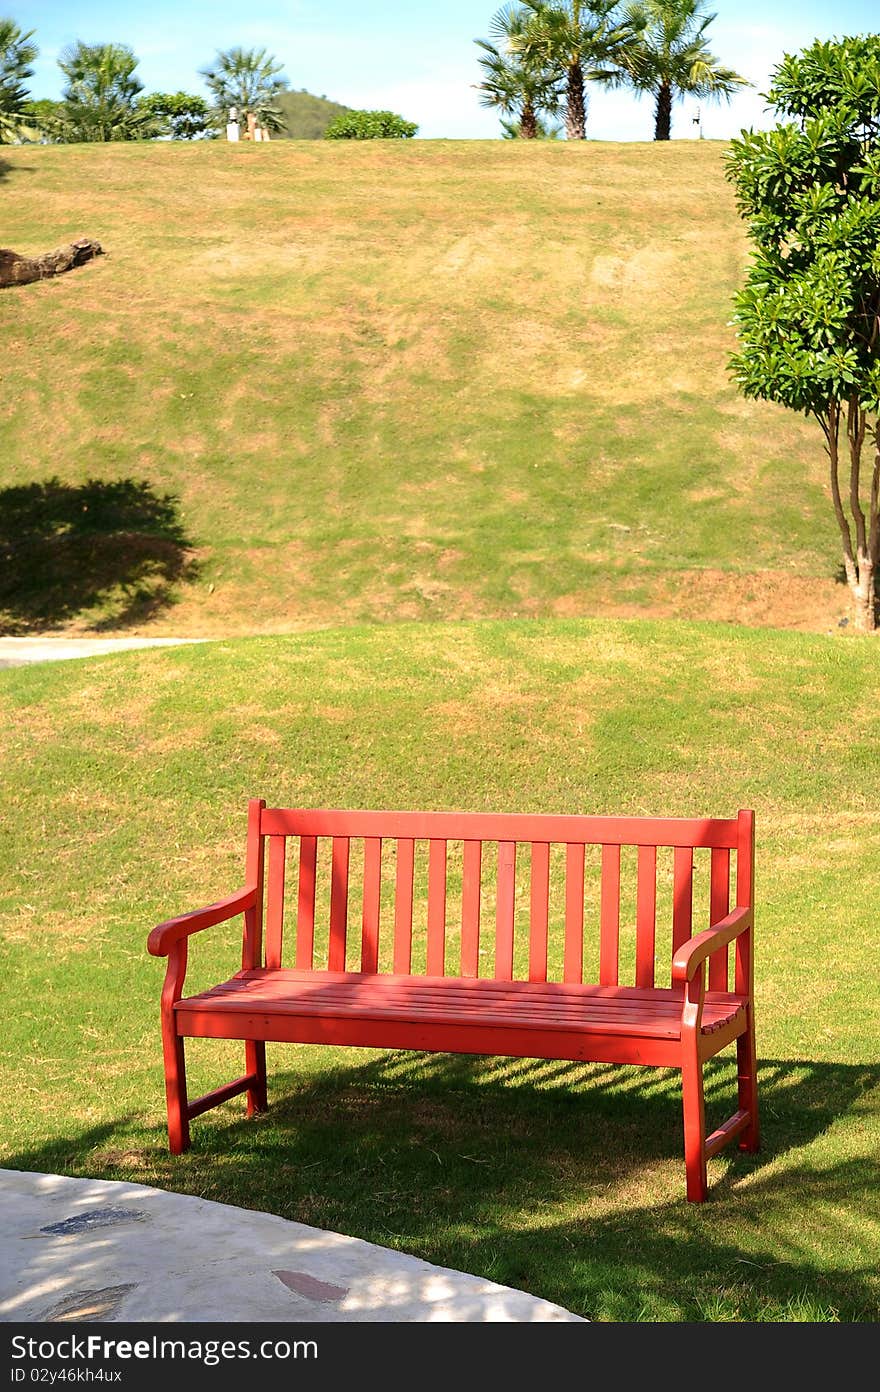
[324,109,417,140]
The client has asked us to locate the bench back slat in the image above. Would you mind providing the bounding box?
[635,844,657,989]
[461,840,482,977]
[528,842,551,983]
[563,843,585,984]
[361,836,382,974]
[495,840,517,980]
[426,839,447,976]
[243,797,266,969]
[394,838,415,974]
[295,834,317,970]
[709,847,731,992]
[734,809,755,995]
[328,836,350,972]
[261,807,740,848]
[265,835,287,970]
[600,843,621,987]
[250,805,754,994]
[671,845,694,966]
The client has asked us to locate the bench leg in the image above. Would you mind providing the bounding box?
[681,1050,707,1203]
[246,1040,268,1116]
[162,1027,190,1155]
[736,1010,760,1152]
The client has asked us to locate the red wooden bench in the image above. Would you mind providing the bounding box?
[148,801,759,1202]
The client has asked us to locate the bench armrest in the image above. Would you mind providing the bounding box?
[147,885,257,957]
[671,907,753,984]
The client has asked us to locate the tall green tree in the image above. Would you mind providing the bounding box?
[200,47,287,134]
[58,41,153,142]
[513,0,634,141]
[0,17,37,143]
[137,92,214,140]
[619,0,747,140]
[726,37,880,632]
[475,3,563,139]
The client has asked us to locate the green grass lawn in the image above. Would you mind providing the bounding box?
[0,140,847,637]
[2,619,878,1321]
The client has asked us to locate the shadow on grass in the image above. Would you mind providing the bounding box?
[0,477,199,633]
[0,157,35,184]
[6,1052,879,1319]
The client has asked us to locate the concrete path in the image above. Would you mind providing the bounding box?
[0,1171,582,1323]
[0,638,206,669]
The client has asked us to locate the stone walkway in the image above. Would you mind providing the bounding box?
[0,1171,582,1323]
[0,638,206,669]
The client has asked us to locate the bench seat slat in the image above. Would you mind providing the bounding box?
[175,970,746,1040]
[216,966,744,1006]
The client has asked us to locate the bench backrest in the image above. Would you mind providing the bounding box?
[243,803,754,995]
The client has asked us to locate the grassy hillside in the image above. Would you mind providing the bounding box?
[0,140,847,638]
[2,620,878,1320]
[274,89,350,139]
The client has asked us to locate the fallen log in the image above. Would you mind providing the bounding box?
[0,237,103,288]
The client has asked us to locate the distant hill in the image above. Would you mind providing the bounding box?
[274,89,351,140]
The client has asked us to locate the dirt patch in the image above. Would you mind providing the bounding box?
[551,568,849,633]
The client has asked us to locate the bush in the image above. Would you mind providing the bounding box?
[324,109,417,140]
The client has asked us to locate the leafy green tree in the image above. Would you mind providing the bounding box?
[19,97,66,141]
[138,92,214,140]
[0,17,37,143]
[726,36,880,632]
[475,3,563,139]
[513,0,635,141]
[200,47,286,134]
[58,41,153,142]
[500,112,561,138]
[324,110,417,139]
[618,0,748,139]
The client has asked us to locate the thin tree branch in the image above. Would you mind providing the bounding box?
[869,424,880,564]
[847,396,868,557]
[826,402,857,567]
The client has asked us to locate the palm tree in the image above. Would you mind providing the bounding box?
[58,42,153,142]
[620,0,748,139]
[475,4,563,140]
[0,18,38,143]
[501,113,561,139]
[514,0,636,141]
[200,47,287,135]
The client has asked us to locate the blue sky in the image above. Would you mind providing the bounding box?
[18,0,880,140]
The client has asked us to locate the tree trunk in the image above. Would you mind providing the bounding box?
[654,82,672,140]
[0,239,103,289]
[852,562,876,632]
[827,404,878,632]
[566,61,586,140]
[520,101,538,140]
